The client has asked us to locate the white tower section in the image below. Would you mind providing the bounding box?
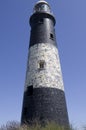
[25,43,64,91]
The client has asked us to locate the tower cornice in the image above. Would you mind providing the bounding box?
[30,12,56,27]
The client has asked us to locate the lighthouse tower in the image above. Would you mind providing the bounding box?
[21,0,69,126]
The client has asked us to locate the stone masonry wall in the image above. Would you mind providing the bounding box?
[24,43,64,91]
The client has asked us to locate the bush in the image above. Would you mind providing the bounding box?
[0,121,75,130]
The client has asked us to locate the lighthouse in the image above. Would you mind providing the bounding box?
[21,0,69,126]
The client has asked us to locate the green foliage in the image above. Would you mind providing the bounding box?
[0,121,75,130]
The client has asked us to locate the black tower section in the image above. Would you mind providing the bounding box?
[29,1,56,47]
[21,0,69,127]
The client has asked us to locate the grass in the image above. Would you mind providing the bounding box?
[0,121,75,130]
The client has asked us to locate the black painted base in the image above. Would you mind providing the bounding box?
[21,87,69,126]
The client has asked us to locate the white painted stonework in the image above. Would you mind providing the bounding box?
[24,43,64,91]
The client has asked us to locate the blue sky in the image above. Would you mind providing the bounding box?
[0,0,86,129]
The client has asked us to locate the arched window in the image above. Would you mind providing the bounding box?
[27,85,33,96]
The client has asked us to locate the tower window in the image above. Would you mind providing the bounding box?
[39,19,44,23]
[50,33,54,40]
[38,60,45,69]
[27,85,33,96]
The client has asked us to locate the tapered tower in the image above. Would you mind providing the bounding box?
[21,0,69,126]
